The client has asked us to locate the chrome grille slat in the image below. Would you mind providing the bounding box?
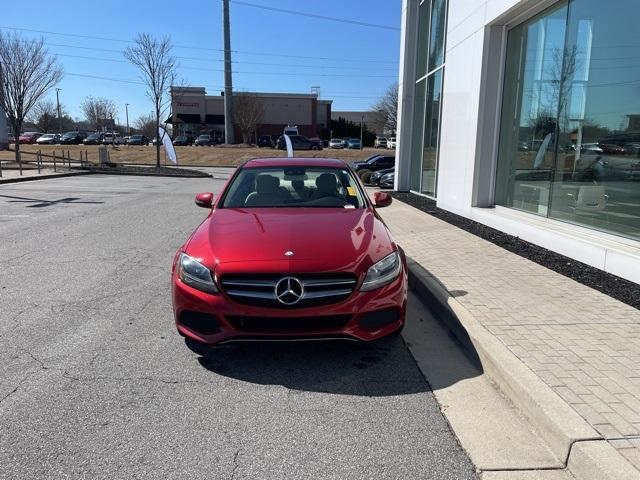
[220,273,357,308]
[225,289,276,300]
[302,289,353,299]
[303,279,357,287]
[223,280,276,287]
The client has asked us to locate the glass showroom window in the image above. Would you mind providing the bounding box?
[410,0,447,197]
[496,0,640,241]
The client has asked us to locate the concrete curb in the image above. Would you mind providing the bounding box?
[0,171,91,185]
[406,258,639,480]
[569,441,640,480]
[76,169,212,178]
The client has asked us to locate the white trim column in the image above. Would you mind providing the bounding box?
[395,0,420,191]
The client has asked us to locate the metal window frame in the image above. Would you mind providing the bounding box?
[410,0,448,199]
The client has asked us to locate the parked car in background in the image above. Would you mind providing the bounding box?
[379,171,395,189]
[276,135,317,150]
[329,138,345,149]
[257,135,273,148]
[309,138,323,150]
[128,135,150,146]
[172,135,192,146]
[36,133,61,145]
[347,138,362,149]
[374,137,388,148]
[283,125,299,136]
[195,134,215,146]
[387,137,397,149]
[60,131,88,145]
[102,133,124,145]
[370,167,395,186]
[19,132,42,144]
[351,155,395,173]
[83,132,104,145]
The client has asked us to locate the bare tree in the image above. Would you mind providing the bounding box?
[124,33,176,167]
[372,83,398,134]
[29,99,61,133]
[234,93,265,144]
[0,33,63,164]
[80,96,117,130]
[135,112,156,139]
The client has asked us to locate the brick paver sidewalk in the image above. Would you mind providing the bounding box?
[379,199,640,470]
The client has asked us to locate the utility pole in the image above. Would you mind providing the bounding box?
[55,88,62,133]
[125,103,130,136]
[360,114,364,150]
[222,0,234,144]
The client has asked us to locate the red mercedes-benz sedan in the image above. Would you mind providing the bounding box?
[171,157,407,344]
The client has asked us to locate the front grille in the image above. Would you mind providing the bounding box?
[220,273,358,308]
[226,314,352,333]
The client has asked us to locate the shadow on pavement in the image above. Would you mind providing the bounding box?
[185,335,433,397]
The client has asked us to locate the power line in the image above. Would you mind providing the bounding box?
[228,0,400,31]
[47,44,397,71]
[63,72,383,99]
[53,52,396,78]
[0,26,399,64]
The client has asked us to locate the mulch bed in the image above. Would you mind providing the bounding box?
[391,191,640,310]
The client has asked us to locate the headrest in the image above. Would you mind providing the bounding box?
[256,175,278,194]
[316,173,337,193]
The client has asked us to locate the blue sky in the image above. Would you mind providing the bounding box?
[2,0,401,126]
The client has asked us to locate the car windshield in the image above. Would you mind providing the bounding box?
[198,135,209,139]
[221,166,365,208]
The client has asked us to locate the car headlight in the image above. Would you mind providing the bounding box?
[177,253,218,294]
[361,251,401,291]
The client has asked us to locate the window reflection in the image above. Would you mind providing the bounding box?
[496,0,640,241]
[422,70,443,196]
[412,0,447,197]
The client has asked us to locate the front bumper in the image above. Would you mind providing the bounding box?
[172,263,407,345]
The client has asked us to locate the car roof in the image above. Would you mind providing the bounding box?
[243,157,348,168]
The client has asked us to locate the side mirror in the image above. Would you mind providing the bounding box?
[373,191,392,208]
[195,192,214,208]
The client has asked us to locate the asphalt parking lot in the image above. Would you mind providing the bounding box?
[0,173,476,479]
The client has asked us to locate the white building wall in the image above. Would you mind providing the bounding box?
[396,0,640,284]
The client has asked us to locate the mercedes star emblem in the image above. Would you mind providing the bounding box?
[284,251,294,257]
[275,276,304,305]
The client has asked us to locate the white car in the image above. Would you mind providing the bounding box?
[36,133,60,145]
[374,137,388,148]
[102,133,124,145]
[387,137,397,149]
[329,138,345,149]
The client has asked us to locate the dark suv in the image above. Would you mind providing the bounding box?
[83,132,104,145]
[257,135,273,148]
[351,155,395,172]
[276,135,320,151]
[60,131,88,145]
[128,135,150,146]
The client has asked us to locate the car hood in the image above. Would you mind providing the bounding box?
[184,207,395,275]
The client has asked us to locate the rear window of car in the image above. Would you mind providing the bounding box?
[221,166,365,209]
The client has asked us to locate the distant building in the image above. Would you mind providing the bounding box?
[168,87,332,142]
[331,111,386,135]
[0,108,7,150]
[628,115,640,131]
